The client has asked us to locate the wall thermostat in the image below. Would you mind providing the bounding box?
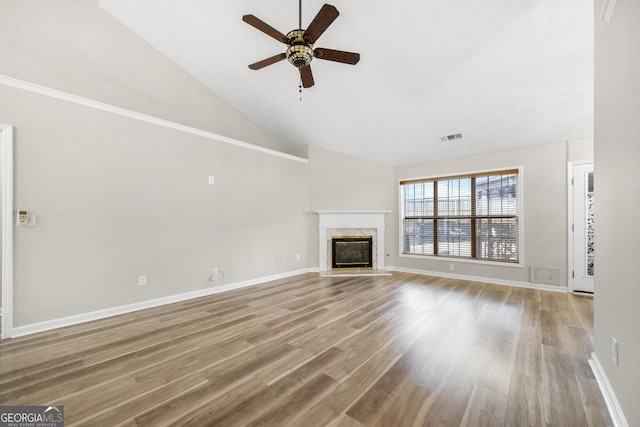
[17,210,36,226]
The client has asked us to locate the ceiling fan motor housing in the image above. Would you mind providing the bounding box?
[286,29,314,68]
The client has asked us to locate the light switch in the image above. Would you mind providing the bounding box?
[208,176,215,185]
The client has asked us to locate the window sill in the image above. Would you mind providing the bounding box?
[398,252,524,268]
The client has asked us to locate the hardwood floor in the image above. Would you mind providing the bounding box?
[0,273,613,426]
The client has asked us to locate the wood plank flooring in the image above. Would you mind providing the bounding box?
[0,272,613,426]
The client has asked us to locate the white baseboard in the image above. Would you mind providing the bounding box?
[589,352,629,427]
[387,266,568,293]
[11,268,316,338]
[9,266,566,338]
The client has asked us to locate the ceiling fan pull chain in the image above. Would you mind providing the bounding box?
[299,82,303,101]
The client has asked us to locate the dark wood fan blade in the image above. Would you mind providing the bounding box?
[299,65,315,88]
[242,15,289,44]
[248,53,287,70]
[304,4,339,44]
[314,48,360,65]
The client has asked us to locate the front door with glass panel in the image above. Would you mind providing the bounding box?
[572,163,594,293]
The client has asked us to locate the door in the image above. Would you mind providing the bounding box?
[571,162,594,293]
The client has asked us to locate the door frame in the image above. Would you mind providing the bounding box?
[567,160,594,293]
[1,124,14,339]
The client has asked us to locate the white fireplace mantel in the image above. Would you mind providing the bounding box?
[316,211,389,273]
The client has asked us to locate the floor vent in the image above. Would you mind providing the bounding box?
[529,266,560,286]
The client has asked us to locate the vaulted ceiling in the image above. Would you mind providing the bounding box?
[98,0,593,166]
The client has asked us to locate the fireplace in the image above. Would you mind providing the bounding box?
[332,237,373,269]
[316,211,390,275]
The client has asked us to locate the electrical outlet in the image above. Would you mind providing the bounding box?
[296,253,301,261]
[449,264,455,271]
[612,338,619,366]
[138,275,147,286]
[211,268,223,286]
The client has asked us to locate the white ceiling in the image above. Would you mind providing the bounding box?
[97,0,593,166]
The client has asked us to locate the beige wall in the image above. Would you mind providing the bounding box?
[2,84,309,327]
[0,0,310,327]
[568,137,594,162]
[392,142,571,287]
[0,0,300,157]
[0,133,2,309]
[594,0,640,424]
[7,12,634,426]
[308,145,395,211]
[307,146,395,267]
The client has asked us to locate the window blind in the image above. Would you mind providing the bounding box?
[401,170,519,263]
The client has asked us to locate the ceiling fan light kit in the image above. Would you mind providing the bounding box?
[286,30,314,68]
[242,2,360,89]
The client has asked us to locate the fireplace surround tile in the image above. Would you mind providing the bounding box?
[316,211,389,274]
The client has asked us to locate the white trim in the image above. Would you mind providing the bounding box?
[398,165,523,183]
[388,266,568,293]
[1,124,14,339]
[398,166,524,268]
[0,74,308,164]
[568,162,575,292]
[589,352,629,427]
[11,268,315,338]
[398,252,524,268]
[10,265,569,337]
[316,211,389,272]
[314,210,391,215]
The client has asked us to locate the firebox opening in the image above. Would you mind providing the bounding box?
[332,237,373,269]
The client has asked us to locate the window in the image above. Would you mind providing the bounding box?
[401,169,519,263]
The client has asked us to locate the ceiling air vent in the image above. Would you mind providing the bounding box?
[439,133,463,142]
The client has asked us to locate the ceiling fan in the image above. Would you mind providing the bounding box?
[242,2,360,88]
